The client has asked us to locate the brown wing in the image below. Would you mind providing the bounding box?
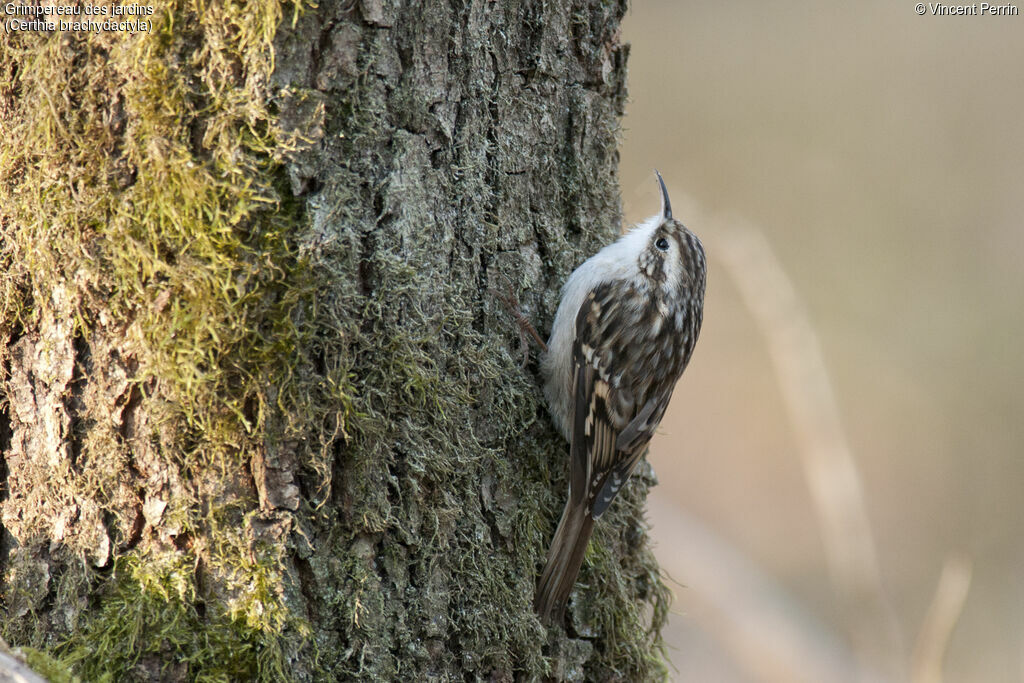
[570,289,644,519]
[616,388,672,453]
[593,389,672,518]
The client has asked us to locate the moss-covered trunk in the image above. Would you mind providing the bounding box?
[0,1,668,680]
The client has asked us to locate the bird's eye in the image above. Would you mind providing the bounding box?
[655,237,669,251]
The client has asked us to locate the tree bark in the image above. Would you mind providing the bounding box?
[0,1,667,680]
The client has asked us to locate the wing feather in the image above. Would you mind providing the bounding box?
[616,390,671,453]
[571,288,661,519]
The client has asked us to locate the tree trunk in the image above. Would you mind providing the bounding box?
[0,1,667,680]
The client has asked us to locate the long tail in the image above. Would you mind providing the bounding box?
[534,499,596,623]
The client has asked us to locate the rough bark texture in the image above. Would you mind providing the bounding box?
[0,1,668,680]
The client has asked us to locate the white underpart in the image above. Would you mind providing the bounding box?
[541,214,662,440]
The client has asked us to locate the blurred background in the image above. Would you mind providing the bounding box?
[620,2,1024,681]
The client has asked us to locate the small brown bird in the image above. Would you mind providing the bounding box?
[535,172,706,623]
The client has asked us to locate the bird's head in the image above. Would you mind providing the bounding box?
[635,171,706,304]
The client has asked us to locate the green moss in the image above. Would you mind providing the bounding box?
[55,553,296,682]
[18,647,80,683]
[0,0,342,680]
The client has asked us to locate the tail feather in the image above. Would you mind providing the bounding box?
[534,500,596,623]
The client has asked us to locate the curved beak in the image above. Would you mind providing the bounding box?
[654,169,672,221]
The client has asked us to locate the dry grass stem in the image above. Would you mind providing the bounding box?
[911,555,972,683]
[714,220,904,680]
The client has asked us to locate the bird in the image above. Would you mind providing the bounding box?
[534,171,706,623]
